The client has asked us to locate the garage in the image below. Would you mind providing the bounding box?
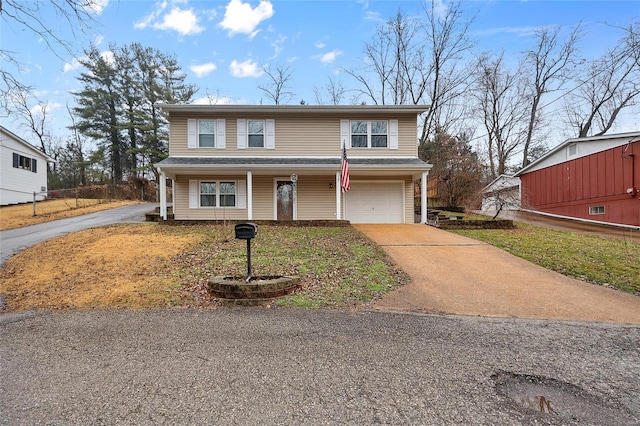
[345,182,404,224]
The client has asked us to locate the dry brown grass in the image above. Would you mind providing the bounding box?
[0,224,201,310]
[0,199,141,231]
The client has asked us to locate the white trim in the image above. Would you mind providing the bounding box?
[188,179,198,208]
[237,119,246,149]
[389,119,398,150]
[187,119,197,149]
[216,119,226,149]
[273,177,297,220]
[246,171,253,220]
[265,119,275,149]
[340,119,349,150]
[421,171,428,223]
[160,171,167,220]
[335,171,341,220]
[237,180,247,209]
[520,209,640,231]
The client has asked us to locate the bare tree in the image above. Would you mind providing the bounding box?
[564,22,640,138]
[345,1,474,145]
[520,24,582,167]
[473,53,529,179]
[7,89,52,154]
[258,64,295,105]
[0,0,99,103]
[314,75,346,105]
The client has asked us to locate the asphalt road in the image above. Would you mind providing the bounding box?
[0,203,155,266]
[1,308,638,425]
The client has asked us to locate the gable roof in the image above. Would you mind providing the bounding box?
[481,174,520,194]
[515,131,640,176]
[156,104,429,116]
[0,126,56,163]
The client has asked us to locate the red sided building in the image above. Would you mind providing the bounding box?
[516,132,640,227]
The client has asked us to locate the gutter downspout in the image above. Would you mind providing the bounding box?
[335,171,341,220]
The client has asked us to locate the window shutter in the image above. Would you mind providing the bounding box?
[216,119,226,149]
[13,153,19,168]
[237,180,246,208]
[237,119,246,149]
[340,119,350,149]
[389,119,399,150]
[189,180,198,208]
[32,158,37,173]
[266,119,275,149]
[187,119,197,149]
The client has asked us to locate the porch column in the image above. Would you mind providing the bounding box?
[335,171,341,220]
[421,171,428,223]
[247,171,253,220]
[159,170,167,220]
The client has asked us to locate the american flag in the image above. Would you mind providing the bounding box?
[341,143,350,192]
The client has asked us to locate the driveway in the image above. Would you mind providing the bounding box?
[355,224,640,324]
[0,203,155,266]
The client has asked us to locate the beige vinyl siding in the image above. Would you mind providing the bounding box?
[252,176,274,220]
[297,176,337,220]
[174,176,248,221]
[168,113,419,157]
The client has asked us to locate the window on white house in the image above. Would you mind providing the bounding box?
[12,153,37,172]
[350,120,388,148]
[589,205,605,215]
[248,120,264,148]
[219,182,236,207]
[200,182,217,207]
[198,120,215,148]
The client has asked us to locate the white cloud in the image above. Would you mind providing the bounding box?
[63,57,84,73]
[270,34,287,59]
[100,50,115,65]
[85,0,109,15]
[229,59,264,78]
[317,49,343,64]
[135,1,204,35]
[475,26,545,38]
[193,95,239,105]
[29,102,63,116]
[219,0,274,37]
[364,11,381,21]
[95,35,105,46]
[190,62,217,77]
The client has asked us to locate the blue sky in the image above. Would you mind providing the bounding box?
[2,0,639,142]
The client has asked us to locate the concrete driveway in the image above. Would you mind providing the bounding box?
[355,224,640,324]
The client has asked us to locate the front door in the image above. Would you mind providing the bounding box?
[276,180,294,220]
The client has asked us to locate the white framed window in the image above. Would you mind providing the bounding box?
[589,205,605,215]
[12,153,37,173]
[197,181,238,208]
[198,120,215,147]
[200,182,217,207]
[188,118,225,149]
[219,182,236,207]
[248,120,265,148]
[348,120,391,149]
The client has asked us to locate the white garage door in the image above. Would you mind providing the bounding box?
[345,182,404,224]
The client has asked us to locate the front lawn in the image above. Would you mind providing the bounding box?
[452,224,640,294]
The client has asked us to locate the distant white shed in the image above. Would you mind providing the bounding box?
[481,175,521,211]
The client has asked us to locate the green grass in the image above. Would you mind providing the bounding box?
[170,224,410,308]
[452,223,640,294]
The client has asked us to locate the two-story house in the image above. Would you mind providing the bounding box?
[155,105,432,224]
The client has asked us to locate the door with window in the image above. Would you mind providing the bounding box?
[276,180,294,220]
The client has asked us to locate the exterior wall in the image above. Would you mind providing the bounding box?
[173,174,415,223]
[168,112,419,158]
[0,130,50,205]
[520,141,640,226]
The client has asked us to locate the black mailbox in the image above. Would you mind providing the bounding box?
[235,223,258,240]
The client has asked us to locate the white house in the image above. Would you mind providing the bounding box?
[0,126,55,206]
[481,174,521,211]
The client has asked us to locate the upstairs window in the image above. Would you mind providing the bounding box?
[198,120,215,147]
[350,120,388,148]
[248,120,264,148]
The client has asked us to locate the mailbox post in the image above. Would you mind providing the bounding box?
[235,223,258,282]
